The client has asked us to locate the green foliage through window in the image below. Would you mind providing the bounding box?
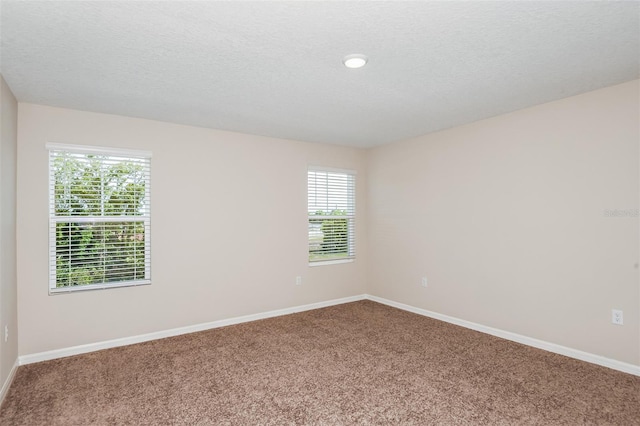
[309,210,350,261]
[50,149,150,289]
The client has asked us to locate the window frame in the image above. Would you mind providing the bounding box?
[307,166,356,266]
[47,143,152,294]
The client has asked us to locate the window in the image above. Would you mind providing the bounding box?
[48,144,151,293]
[308,167,355,264]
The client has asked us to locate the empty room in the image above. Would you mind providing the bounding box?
[0,1,639,424]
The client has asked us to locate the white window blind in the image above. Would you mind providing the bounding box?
[308,168,355,263]
[48,144,151,293]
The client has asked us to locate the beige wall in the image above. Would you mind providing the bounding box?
[16,104,367,355]
[367,80,639,365]
[0,75,19,387]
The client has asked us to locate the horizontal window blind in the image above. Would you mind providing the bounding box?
[308,168,355,263]
[48,146,151,292]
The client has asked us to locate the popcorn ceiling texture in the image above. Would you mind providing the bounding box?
[1,2,638,147]
[1,301,639,425]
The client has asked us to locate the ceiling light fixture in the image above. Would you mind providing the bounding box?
[343,54,368,69]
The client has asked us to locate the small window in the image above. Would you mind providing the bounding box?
[308,167,355,264]
[48,144,151,293]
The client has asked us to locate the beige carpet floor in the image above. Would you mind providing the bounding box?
[1,300,639,425]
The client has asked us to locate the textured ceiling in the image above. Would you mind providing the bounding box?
[1,1,638,148]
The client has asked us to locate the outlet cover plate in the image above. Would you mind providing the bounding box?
[612,309,623,325]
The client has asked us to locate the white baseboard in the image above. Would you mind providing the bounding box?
[0,358,19,407]
[19,294,366,365]
[18,293,639,377]
[365,294,640,377]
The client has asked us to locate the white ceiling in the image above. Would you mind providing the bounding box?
[1,1,638,148]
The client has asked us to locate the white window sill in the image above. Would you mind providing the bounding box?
[49,280,151,295]
[309,259,355,267]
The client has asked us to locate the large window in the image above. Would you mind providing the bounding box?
[48,144,151,293]
[308,167,355,264]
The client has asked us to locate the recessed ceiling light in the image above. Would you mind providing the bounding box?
[343,54,368,69]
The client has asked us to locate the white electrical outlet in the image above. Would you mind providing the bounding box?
[295,276,302,286]
[421,276,428,288]
[4,325,7,342]
[612,309,623,325]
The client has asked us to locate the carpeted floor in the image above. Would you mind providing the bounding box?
[1,300,639,425]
